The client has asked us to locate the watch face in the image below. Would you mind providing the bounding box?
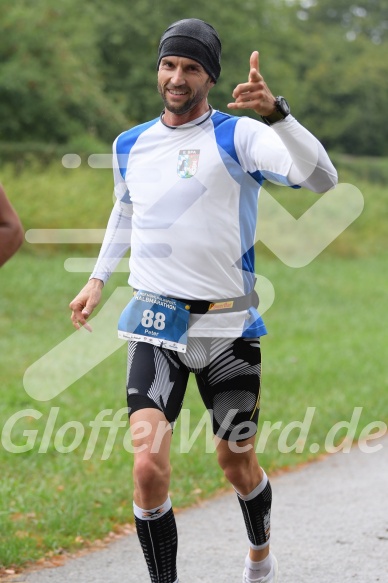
[277,96,290,116]
[261,96,290,125]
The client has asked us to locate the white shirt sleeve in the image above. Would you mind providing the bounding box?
[89,199,132,284]
[234,115,338,193]
[89,139,133,284]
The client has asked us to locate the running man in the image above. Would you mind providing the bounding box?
[70,18,337,583]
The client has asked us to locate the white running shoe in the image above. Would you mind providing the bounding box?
[242,554,278,583]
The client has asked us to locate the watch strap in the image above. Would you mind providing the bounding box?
[261,96,290,126]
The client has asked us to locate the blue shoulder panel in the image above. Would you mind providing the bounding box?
[212,112,265,186]
[212,111,240,165]
[116,118,159,180]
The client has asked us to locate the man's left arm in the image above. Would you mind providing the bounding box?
[228,51,338,193]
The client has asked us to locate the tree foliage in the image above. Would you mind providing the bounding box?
[0,0,387,155]
[288,0,388,154]
[0,0,126,143]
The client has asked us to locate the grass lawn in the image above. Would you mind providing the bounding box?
[0,158,387,569]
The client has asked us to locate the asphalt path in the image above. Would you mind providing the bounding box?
[9,436,388,583]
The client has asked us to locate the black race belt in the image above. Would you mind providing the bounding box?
[132,289,259,315]
[181,289,259,314]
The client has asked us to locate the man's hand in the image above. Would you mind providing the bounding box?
[227,51,276,116]
[69,278,104,331]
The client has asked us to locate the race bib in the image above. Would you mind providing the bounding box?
[118,290,190,353]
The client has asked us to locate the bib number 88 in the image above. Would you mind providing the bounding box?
[141,309,166,331]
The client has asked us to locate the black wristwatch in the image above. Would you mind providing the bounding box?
[261,96,290,125]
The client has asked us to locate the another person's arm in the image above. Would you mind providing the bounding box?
[0,184,24,267]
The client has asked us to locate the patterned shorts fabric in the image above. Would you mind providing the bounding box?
[126,336,262,441]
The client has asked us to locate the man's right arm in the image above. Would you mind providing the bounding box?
[69,198,132,330]
[69,135,133,330]
[89,199,133,284]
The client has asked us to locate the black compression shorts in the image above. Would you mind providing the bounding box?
[126,337,262,441]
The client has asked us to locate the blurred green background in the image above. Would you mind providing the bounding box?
[1,0,388,156]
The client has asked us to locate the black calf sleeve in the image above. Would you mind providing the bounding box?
[134,506,178,582]
[237,477,272,549]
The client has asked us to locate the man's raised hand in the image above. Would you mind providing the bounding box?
[227,51,276,116]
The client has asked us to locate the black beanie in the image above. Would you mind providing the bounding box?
[157,18,222,83]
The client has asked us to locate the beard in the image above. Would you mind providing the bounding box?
[157,82,210,115]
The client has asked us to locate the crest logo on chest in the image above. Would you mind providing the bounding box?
[177,149,200,179]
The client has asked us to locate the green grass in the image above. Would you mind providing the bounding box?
[1,160,114,246]
[0,157,387,569]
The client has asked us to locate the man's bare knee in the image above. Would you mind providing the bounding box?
[130,409,172,506]
[217,436,262,493]
[134,453,171,493]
